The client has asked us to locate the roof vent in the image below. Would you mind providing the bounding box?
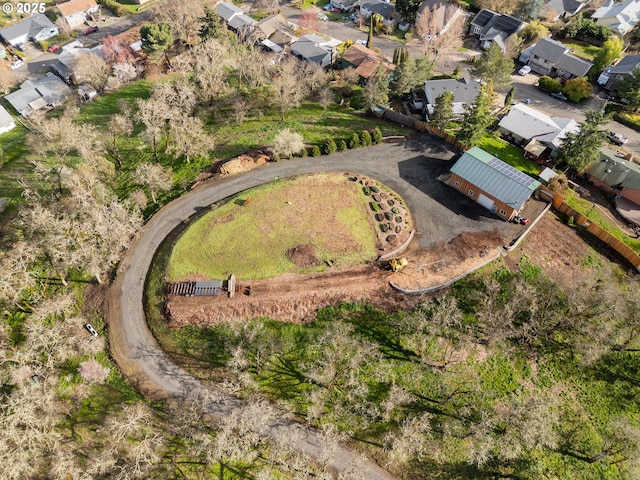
[606,168,612,173]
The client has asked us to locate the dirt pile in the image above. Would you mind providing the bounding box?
[218,150,271,175]
[286,244,320,268]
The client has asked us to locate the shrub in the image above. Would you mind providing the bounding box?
[323,138,337,155]
[391,206,399,213]
[39,40,49,51]
[311,145,321,157]
[370,202,380,212]
[362,186,370,195]
[563,77,592,102]
[395,216,402,223]
[375,213,384,221]
[387,199,395,206]
[360,130,372,146]
[370,186,379,193]
[98,0,129,17]
[273,128,305,158]
[384,211,393,221]
[348,132,360,149]
[300,147,308,157]
[539,76,562,93]
[338,139,347,151]
[371,127,382,144]
[380,223,389,232]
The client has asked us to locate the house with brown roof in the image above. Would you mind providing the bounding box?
[57,0,100,28]
[251,13,298,48]
[340,44,395,82]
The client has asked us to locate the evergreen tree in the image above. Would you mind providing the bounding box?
[504,86,516,106]
[371,127,383,144]
[199,6,226,42]
[348,132,360,148]
[614,66,640,110]
[393,47,409,65]
[413,55,433,87]
[558,110,608,172]
[362,67,390,110]
[471,43,514,89]
[360,130,372,146]
[456,84,495,147]
[396,0,423,21]
[430,90,454,130]
[324,138,337,155]
[140,23,173,64]
[391,58,416,97]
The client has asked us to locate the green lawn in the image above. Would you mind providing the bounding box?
[565,189,640,252]
[475,134,541,175]
[167,174,379,280]
[0,124,30,218]
[562,40,601,61]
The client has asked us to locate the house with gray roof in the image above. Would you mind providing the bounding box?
[587,147,640,225]
[469,9,526,52]
[527,37,593,79]
[0,13,58,46]
[542,0,590,21]
[597,55,640,90]
[290,34,340,68]
[360,0,397,25]
[4,73,71,116]
[592,0,640,36]
[423,78,481,120]
[447,146,541,221]
[50,45,104,85]
[0,105,16,134]
[498,103,579,153]
[216,2,256,34]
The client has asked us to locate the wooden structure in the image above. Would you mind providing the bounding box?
[168,281,223,296]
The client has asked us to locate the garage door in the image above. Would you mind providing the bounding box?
[477,193,496,212]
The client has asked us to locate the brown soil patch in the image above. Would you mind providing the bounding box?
[286,244,320,268]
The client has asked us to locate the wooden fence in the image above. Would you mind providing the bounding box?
[379,107,640,272]
[543,188,640,272]
[380,107,468,151]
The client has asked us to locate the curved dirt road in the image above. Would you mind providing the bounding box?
[107,137,507,477]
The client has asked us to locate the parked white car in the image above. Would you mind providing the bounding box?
[316,12,328,21]
[518,65,531,76]
[84,323,99,337]
[10,59,25,70]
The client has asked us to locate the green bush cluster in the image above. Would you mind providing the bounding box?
[562,14,612,43]
[369,186,379,193]
[311,145,321,157]
[370,202,380,212]
[371,127,382,144]
[348,132,360,149]
[98,0,129,17]
[539,76,562,93]
[361,130,372,146]
[324,138,337,155]
[362,186,370,196]
[338,139,347,151]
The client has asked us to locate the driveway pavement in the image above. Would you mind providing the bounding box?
[108,133,522,479]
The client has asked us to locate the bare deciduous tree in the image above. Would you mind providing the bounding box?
[416,5,465,73]
[135,162,173,204]
[272,128,305,158]
[78,358,110,384]
[167,115,211,163]
[154,0,206,47]
[74,53,111,90]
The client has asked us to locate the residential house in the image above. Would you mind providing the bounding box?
[527,37,593,79]
[359,0,397,27]
[57,0,100,28]
[4,73,71,116]
[332,0,358,11]
[50,45,104,85]
[290,34,341,68]
[541,0,590,22]
[498,103,579,157]
[597,54,640,89]
[587,147,640,225]
[340,44,396,82]
[0,105,16,134]
[423,78,481,120]
[216,2,256,35]
[592,0,640,36]
[252,13,297,49]
[447,146,541,221]
[415,0,466,38]
[468,9,526,52]
[0,14,58,47]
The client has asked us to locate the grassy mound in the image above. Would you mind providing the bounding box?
[167,173,380,280]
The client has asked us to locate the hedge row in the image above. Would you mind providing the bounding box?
[315,127,383,156]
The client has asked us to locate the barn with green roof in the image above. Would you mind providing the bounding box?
[447,147,541,221]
